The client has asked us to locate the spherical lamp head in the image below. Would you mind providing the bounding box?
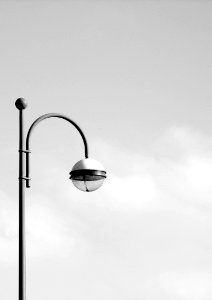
[15,98,27,110]
[70,158,106,192]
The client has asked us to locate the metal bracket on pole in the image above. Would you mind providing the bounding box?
[18,177,31,181]
[18,150,31,153]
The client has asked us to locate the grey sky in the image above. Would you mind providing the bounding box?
[0,1,211,299]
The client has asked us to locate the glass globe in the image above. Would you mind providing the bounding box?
[70,158,106,192]
[72,174,105,192]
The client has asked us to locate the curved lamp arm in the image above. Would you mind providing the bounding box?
[25,113,89,188]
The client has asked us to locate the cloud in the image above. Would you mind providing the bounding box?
[0,191,18,263]
[1,126,212,300]
[102,173,156,211]
[0,192,76,263]
[157,271,212,300]
[36,126,212,216]
[88,126,212,216]
[25,195,76,260]
[152,126,212,159]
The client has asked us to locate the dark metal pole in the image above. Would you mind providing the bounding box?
[15,98,27,300]
[15,98,90,300]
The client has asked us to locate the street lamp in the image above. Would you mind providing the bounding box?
[15,98,107,300]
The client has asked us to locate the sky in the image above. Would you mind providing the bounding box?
[0,0,211,299]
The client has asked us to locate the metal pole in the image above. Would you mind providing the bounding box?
[15,98,27,300]
[15,98,91,300]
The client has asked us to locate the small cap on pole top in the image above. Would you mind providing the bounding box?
[15,98,27,110]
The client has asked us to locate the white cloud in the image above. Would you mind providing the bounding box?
[157,271,212,300]
[182,155,212,196]
[0,192,76,263]
[1,126,212,300]
[0,191,18,263]
[26,195,76,260]
[102,173,156,211]
[90,127,212,216]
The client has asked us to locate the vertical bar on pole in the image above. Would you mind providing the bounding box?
[16,98,27,300]
[19,109,25,300]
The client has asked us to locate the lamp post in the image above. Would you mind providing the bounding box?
[15,98,107,300]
